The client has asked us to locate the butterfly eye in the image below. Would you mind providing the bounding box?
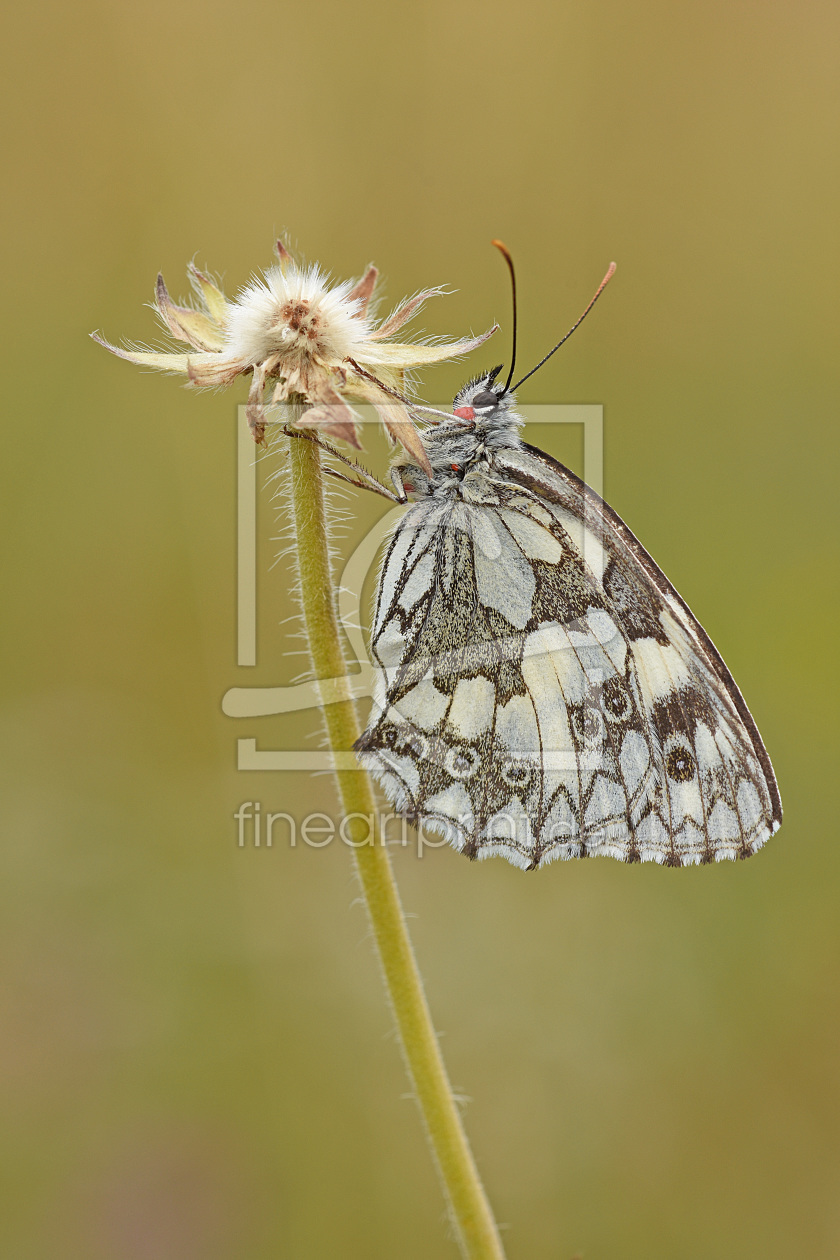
[471,390,498,410]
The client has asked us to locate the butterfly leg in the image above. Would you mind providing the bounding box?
[390,466,411,500]
[282,425,406,503]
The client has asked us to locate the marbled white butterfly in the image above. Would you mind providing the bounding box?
[346,246,782,869]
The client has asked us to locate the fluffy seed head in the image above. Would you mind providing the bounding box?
[92,240,497,467]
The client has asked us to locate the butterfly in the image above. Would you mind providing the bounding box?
[330,245,782,869]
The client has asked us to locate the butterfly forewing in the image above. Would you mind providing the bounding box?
[355,399,781,870]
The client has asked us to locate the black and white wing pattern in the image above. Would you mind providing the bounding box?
[355,440,781,870]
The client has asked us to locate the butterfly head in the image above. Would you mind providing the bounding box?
[393,247,615,499]
[453,364,509,420]
[449,365,522,442]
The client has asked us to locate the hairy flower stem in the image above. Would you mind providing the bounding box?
[287,428,506,1260]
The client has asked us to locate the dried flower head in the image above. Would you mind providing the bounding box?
[92,241,496,472]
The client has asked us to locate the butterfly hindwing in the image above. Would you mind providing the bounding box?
[356,438,780,869]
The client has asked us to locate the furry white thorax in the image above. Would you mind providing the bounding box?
[393,370,524,497]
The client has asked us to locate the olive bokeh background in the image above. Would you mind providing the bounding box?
[3,2,838,1257]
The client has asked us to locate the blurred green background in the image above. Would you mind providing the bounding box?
[2,1,838,1256]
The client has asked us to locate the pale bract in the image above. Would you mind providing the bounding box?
[93,241,496,472]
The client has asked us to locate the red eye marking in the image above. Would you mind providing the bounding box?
[453,406,475,420]
[450,464,460,472]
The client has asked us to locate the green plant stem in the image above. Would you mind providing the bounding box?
[287,430,506,1260]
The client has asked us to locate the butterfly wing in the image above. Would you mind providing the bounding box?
[355,445,782,869]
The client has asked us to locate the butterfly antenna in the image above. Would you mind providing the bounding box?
[491,239,518,394]
[510,262,616,393]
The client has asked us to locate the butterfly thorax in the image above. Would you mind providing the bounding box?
[393,370,524,499]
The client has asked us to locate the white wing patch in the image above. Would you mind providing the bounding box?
[628,633,692,699]
[393,678,449,731]
[470,507,536,629]
[448,676,496,740]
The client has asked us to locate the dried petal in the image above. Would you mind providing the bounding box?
[369,287,445,340]
[296,392,362,448]
[185,355,243,387]
[188,264,229,324]
[274,240,293,271]
[363,326,498,368]
[156,274,225,351]
[246,362,270,444]
[346,265,378,318]
[91,332,193,374]
[373,400,433,476]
